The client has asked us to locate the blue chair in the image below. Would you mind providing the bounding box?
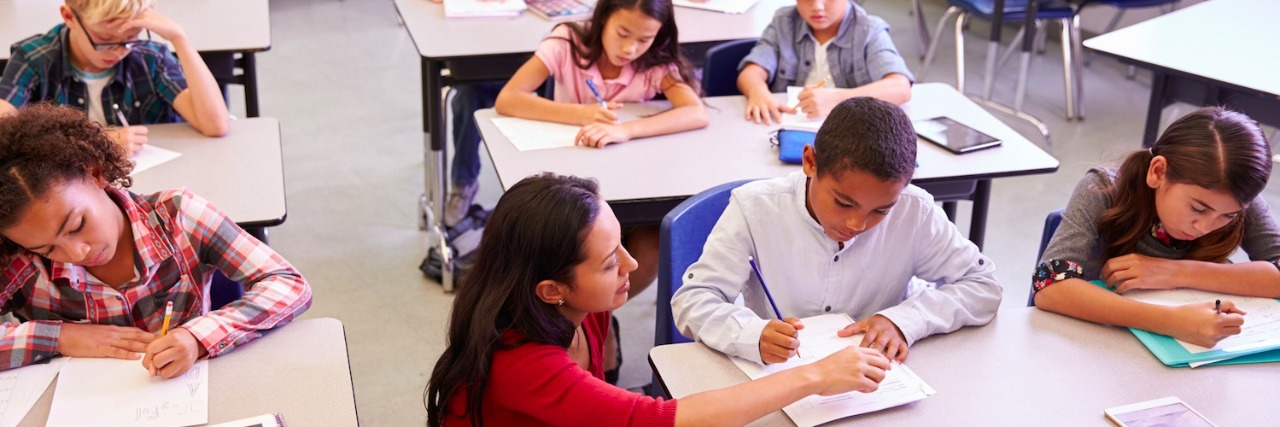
[655,179,755,347]
[210,272,246,310]
[920,0,1084,120]
[701,39,757,97]
[1030,209,1064,307]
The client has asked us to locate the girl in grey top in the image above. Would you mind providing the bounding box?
[1033,107,1280,348]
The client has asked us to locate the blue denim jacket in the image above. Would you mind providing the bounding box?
[739,2,914,93]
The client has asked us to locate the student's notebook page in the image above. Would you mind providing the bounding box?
[444,0,528,18]
[0,358,66,427]
[672,0,759,14]
[1125,288,1280,355]
[779,86,824,132]
[130,145,182,175]
[730,313,935,427]
[490,117,580,151]
[46,358,209,427]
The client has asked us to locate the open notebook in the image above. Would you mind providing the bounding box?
[730,313,935,426]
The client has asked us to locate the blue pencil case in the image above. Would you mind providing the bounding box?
[772,129,816,164]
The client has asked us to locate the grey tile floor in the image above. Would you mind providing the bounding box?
[251,0,1278,425]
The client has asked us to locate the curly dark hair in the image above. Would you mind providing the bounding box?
[0,103,133,234]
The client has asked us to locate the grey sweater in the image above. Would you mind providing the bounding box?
[1036,168,1280,287]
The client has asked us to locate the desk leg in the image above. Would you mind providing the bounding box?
[942,201,958,222]
[1142,72,1168,147]
[969,180,991,252]
[246,226,269,245]
[243,53,260,118]
[422,58,454,292]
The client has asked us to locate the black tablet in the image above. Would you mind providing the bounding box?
[913,117,1002,154]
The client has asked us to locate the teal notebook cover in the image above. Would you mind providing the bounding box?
[1089,280,1280,367]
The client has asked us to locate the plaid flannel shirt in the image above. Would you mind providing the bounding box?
[0,187,312,370]
[0,24,187,125]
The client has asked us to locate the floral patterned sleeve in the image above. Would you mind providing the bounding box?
[1033,260,1085,293]
[1032,169,1115,293]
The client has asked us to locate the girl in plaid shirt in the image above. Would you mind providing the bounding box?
[0,104,311,378]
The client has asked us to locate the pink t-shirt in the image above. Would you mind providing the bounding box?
[535,25,674,104]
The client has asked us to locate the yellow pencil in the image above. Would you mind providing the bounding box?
[789,75,830,111]
[159,301,173,337]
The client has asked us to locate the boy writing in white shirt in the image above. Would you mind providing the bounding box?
[672,97,1001,364]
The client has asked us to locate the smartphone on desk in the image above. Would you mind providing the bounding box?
[913,116,1002,154]
[1104,396,1216,427]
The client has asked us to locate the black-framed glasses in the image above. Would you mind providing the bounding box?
[71,10,151,52]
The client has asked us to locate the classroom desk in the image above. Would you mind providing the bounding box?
[0,0,272,117]
[479,83,1059,250]
[133,118,288,230]
[17,317,358,426]
[650,307,1280,426]
[394,0,789,242]
[1084,0,1280,147]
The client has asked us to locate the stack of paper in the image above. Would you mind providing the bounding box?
[730,314,935,426]
[444,0,528,19]
[673,0,759,14]
[780,86,825,132]
[0,359,66,427]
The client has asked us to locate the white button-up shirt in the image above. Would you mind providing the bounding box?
[671,172,1001,363]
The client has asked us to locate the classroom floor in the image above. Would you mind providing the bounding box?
[254,0,1280,425]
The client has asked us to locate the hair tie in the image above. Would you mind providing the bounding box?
[1147,147,1155,157]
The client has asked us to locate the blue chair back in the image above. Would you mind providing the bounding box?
[210,271,246,310]
[701,39,757,97]
[655,180,755,346]
[1030,209,1064,306]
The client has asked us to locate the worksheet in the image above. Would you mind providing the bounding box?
[46,358,209,427]
[490,117,579,151]
[0,358,66,427]
[730,314,935,427]
[1125,288,1280,354]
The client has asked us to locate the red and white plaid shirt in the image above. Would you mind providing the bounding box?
[0,187,312,370]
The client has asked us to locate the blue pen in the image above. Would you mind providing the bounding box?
[749,256,801,358]
[747,256,784,320]
[585,79,608,108]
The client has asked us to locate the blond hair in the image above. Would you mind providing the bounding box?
[65,0,155,23]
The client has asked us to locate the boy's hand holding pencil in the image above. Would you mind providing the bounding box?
[759,317,805,364]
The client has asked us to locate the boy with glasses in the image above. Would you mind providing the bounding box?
[0,0,229,155]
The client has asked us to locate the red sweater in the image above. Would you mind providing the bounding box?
[443,312,678,426]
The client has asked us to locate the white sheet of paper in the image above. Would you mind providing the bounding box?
[46,358,209,427]
[672,0,759,14]
[0,358,66,427]
[130,145,182,174]
[730,314,935,427]
[490,117,580,151]
[1125,288,1280,354]
[444,0,527,18]
[780,86,825,132]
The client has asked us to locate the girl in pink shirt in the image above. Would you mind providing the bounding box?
[495,0,708,149]
[426,173,893,427]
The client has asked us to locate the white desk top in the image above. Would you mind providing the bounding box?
[18,318,358,426]
[132,118,288,226]
[394,0,786,59]
[480,83,1060,203]
[651,307,1280,426]
[1,0,272,61]
[1083,0,1280,96]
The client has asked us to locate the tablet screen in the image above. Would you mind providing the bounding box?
[913,117,1001,153]
[1112,401,1214,427]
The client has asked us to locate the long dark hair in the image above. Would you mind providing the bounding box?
[425,173,603,427]
[554,0,700,94]
[1099,107,1271,262]
[0,104,133,255]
